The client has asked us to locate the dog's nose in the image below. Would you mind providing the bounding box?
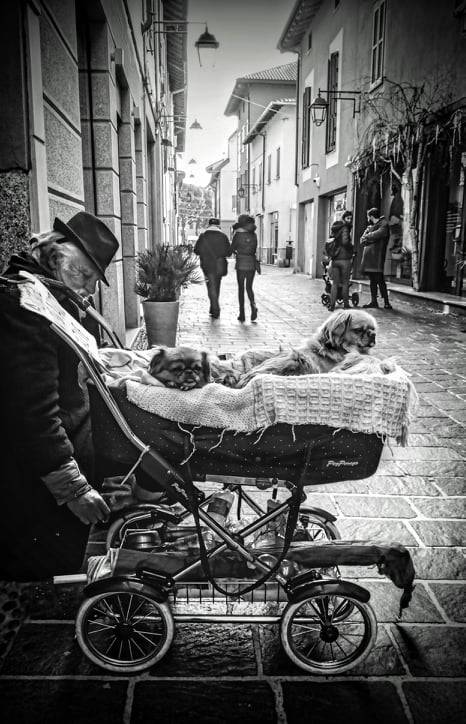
[368,330,376,339]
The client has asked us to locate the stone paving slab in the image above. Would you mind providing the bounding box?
[131,681,277,724]
[1,269,465,722]
[402,681,466,724]
[282,681,409,724]
[0,680,128,724]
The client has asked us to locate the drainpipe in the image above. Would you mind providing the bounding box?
[247,89,251,211]
[294,52,301,189]
[258,131,266,213]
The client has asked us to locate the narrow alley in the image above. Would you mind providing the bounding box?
[1,265,464,723]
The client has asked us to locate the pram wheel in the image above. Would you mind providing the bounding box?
[281,591,376,674]
[76,583,174,673]
[321,293,331,308]
[351,292,359,307]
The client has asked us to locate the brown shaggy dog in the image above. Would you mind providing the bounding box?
[235,310,377,387]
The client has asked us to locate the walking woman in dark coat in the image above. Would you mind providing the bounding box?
[230,214,258,322]
[0,212,118,580]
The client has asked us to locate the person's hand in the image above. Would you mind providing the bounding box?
[67,488,110,525]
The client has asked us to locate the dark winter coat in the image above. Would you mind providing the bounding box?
[360,217,390,274]
[326,221,354,261]
[194,227,231,274]
[0,253,94,580]
[230,230,258,271]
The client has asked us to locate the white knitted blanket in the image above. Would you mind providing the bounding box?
[126,366,417,443]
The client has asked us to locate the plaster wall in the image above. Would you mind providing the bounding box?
[248,107,297,260]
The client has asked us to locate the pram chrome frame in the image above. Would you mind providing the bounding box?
[8,277,409,676]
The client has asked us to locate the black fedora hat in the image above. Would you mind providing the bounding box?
[53,212,119,286]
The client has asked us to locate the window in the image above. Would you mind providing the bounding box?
[301,87,312,168]
[258,161,262,190]
[267,154,272,184]
[252,167,256,192]
[371,1,386,85]
[307,32,312,51]
[326,52,339,153]
[276,147,281,179]
[232,194,237,213]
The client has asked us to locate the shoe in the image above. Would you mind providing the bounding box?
[237,313,245,322]
[363,301,379,309]
[210,313,220,319]
[251,304,258,321]
[384,303,393,310]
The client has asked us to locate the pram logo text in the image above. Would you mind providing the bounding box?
[326,460,359,467]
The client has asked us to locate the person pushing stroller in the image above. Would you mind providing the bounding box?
[324,210,354,310]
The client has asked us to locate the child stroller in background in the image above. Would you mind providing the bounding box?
[321,210,359,310]
[321,257,359,309]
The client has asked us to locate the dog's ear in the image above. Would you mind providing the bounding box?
[149,347,167,374]
[325,311,352,348]
[201,351,211,382]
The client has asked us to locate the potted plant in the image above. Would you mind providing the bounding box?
[135,244,202,346]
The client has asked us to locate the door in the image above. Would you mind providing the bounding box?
[303,201,314,275]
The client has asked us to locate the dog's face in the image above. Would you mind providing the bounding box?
[149,346,211,390]
[319,310,377,353]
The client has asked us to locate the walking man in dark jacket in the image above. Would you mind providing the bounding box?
[360,207,392,309]
[194,218,231,318]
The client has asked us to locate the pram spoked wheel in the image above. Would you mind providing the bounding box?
[76,582,174,673]
[351,292,360,307]
[281,590,377,674]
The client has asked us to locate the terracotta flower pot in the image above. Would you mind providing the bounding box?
[142,300,179,347]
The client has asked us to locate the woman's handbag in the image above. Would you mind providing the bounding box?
[254,257,261,275]
[216,257,228,277]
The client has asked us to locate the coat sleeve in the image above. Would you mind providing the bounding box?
[0,298,75,477]
[230,233,238,254]
[193,234,203,255]
[221,235,232,257]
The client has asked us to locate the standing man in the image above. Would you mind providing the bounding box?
[285,239,294,268]
[194,218,231,319]
[360,207,392,309]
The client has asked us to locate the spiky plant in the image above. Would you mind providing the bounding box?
[134,245,202,302]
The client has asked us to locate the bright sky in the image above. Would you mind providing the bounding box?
[179,0,296,187]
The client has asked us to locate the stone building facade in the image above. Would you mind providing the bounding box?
[0,0,187,340]
[278,0,466,295]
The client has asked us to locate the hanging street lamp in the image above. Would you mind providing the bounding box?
[195,26,219,68]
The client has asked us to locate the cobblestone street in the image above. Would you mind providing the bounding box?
[1,264,465,723]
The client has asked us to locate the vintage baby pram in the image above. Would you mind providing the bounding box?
[10,273,415,676]
[321,258,360,309]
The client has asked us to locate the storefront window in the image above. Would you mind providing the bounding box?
[443,149,465,295]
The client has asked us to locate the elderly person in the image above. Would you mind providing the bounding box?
[0,211,119,580]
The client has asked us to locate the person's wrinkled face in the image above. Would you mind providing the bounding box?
[54,242,101,296]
